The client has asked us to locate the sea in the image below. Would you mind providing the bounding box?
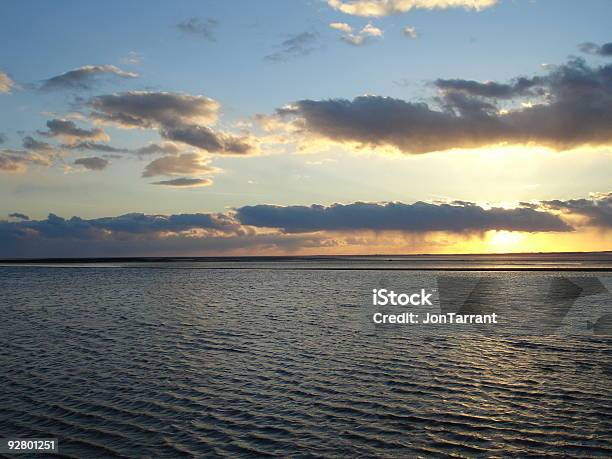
[0,253,611,458]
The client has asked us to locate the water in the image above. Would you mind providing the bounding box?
[0,257,611,458]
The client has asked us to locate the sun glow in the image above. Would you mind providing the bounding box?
[488,231,524,252]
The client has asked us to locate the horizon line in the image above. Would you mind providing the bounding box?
[1,249,611,263]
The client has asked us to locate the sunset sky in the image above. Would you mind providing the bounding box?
[1,0,611,257]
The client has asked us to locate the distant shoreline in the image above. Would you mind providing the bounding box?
[1,251,611,265]
[0,251,611,272]
[1,265,610,272]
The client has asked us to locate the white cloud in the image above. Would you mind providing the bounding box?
[327,0,498,17]
[361,23,383,37]
[329,22,353,33]
[331,22,384,46]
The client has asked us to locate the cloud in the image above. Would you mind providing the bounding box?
[87,91,257,154]
[0,211,237,240]
[272,58,612,153]
[539,192,612,228]
[141,153,218,178]
[177,17,218,41]
[55,140,197,160]
[329,22,352,33]
[39,65,138,91]
[265,32,319,62]
[41,119,109,144]
[20,137,65,169]
[63,141,128,153]
[0,211,327,258]
[0,150,52,173]
[236,201,571,233]
[0,133,6,144]
[160,124,257,154]
[402,26,417,38]
[0,71,15,93]
[8,213,29,221]
[22,136,55,151]
[1,192,609,258]
[330,22,383,46]
[151,177,213,187]
[74,157,109,171]
[133,142,182,156]
[326,0,498,17]
[88,91,220,128]
[579,42,612,57]
[0,153,28,173]
[434,76,543,99]
[276,95,496,153]
[62,140,183,156]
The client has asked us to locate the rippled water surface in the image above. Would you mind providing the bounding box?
[1,263,611,458]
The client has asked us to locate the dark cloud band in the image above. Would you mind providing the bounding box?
[1,192,609,258]
[236,201,572,233]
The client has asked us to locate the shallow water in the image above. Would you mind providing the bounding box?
[0,263,611,458]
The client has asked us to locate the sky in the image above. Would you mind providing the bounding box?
[0,0,611,257]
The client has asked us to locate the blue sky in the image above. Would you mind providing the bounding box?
[3,0,611,122]
[0,0,611,256]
